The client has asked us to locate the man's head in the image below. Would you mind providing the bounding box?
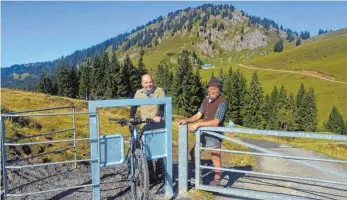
[141,74,154,91]
[207,76,222,100]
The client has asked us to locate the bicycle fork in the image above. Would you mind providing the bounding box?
[129,125,139,183]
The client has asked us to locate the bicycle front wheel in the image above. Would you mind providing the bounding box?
[131,149,149,200]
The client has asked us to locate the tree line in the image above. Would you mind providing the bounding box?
[39,53,147,100]
[39,49,346,134]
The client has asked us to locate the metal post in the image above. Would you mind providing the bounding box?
[165,98,173,196]
[195,129,201,187]
[1,116,8,197]
[178,124,188,194]
[72,107,77,169]
[88,104,100,200]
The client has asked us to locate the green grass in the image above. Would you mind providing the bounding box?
[244,28,347,82]
[198,63,347,130]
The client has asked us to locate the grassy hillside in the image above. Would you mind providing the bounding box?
[244,28,347,82]
[129,28,347,130]
[197,60,347,130]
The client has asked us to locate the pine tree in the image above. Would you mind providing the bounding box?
[296,37,301,46]
[104,54,120,99]
[78,61,92,100]
[223,67,234,121]
[343,121,347,135]
[242,72,264,128]
[190,69,205,112]
[116,63,130,98]
[172,50,203,116]
[155,62,173,94]
[287,33,295,42]
[55,59,71,97]
[39,73,55,95]
[325,106,345,134]
[124,55,141,97]
[267,86,279,129]
[68,68,78,98]
[294,83,306,131]
[276,107,294,131]
[138,55,148,77]
[262,94,272,129]
[91,54,106,98]
[274,39,284,52]
[234,70,248,125]
[278,85,287,109]
[218,67,224,85]
[302,88,317,132]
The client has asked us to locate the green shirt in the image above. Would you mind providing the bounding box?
[132,87,166,120]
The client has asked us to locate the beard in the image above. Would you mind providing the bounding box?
[208,92,219,100]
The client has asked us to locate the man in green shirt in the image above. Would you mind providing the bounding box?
[130,74,166,183]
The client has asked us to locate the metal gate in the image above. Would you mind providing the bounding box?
[178,125,347,199]
[1,97,173,199]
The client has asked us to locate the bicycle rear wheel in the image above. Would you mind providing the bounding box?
[131,148,149,200]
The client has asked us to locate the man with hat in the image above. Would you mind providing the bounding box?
[179,75,227,185]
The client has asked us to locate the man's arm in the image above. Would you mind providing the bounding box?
[179,112,203,124]
[189,102,227,132]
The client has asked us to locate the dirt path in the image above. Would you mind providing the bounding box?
[238,64,347,85]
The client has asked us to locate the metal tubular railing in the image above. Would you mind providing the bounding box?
[196,127,347,189]
[1,107,100,198]
[9,128,75,142]
[178,125,347,198]
[5,137,96,146]
[6,159,98,169]
[200,165,347,186]
[6,183,99,197]
[200,147,347,164]
[8,146,74,163]
[5,106,74,115]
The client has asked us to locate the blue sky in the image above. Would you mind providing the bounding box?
[2,1,347,68]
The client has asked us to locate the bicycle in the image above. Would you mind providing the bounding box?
[109,117,153,200]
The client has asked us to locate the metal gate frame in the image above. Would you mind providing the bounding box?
[88,97,173,199]
[178,125,347,199]
[1,106,99,198]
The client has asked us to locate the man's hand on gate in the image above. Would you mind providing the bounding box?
[189,123,200,132]
[153,116,161,123]
[179,119,188,125]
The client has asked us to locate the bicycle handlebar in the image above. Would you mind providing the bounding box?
[108,117,154,126]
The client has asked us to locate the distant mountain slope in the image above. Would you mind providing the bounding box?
[244,28,347,82]
[1,3,287,89]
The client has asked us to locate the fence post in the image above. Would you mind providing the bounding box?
[1,116,8,197]
[165,98,173,196]
[72,107,77,169]
[195,129,201,188]
[178,124,188,194]
[88,105,100,200]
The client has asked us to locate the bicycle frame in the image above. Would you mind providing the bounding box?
[129,125,141,182]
